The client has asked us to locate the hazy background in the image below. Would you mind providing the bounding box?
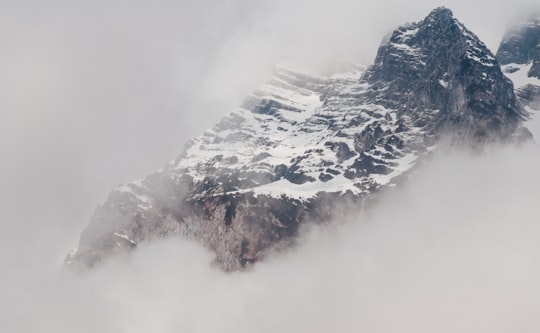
[3,146,540,332]
[1,0,539,256]
[1,0,540,331]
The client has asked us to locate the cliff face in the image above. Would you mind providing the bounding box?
[364,7,529,143]
[66,7,531,271]
[497,16,540,110]
[497,16,540,70]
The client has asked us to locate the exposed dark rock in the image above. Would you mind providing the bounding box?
[324,141,356,162]
[497,17,540,72]
[65,7,532,271]
[364,6,529,144]
[497,16,540,111]
[517,84,540,109]
[318,173,334,182]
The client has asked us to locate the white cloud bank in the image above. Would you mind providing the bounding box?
[2,1,540,332]
[2,144,540,332]
[1,0,539,247]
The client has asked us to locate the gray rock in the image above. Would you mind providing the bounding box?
[66,7,531,271]
[497,15,540,110]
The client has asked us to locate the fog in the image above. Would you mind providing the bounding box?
[2,146,540,332]
[1,0,540,332]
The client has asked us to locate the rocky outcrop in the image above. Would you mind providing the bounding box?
[66,7,531,271]
[497,15,540,110]
[497,16,540,76]
[364,7,529,143]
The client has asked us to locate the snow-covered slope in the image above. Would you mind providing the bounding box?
[67,7,531,271]
[171,63,420,200]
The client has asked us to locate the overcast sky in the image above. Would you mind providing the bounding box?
[1,1,540,331]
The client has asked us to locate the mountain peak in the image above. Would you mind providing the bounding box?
[363,7,528,141]
[425,6,454,20]
[368,7,493,81]
[497,14,540,109]
[66,7,532,271]
[497,15,540,82]
[419,7,459,34]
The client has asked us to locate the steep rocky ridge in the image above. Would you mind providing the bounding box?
[66,7,531,271]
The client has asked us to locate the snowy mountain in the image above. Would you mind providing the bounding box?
[66,7,531,271]
[497,15,540,130]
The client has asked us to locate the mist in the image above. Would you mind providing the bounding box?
[2,0,540,332]
[2,145,540,332]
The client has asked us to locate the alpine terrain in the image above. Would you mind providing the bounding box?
[66,7,533,271]
[497,14,540,119]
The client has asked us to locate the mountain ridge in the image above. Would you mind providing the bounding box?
[497,13,540,139]
[66,7,532,271]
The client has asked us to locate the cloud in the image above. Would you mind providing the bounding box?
[2,144,540,332]
[2,1,540,332]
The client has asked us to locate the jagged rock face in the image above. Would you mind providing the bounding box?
[364,7,529,143]
[497,17,540,74]
[66,7,531,271]
[497,17,540,110]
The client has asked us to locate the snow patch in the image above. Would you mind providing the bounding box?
[503,63,540,89]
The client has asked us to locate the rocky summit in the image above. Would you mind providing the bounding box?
[66,7,532,271]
